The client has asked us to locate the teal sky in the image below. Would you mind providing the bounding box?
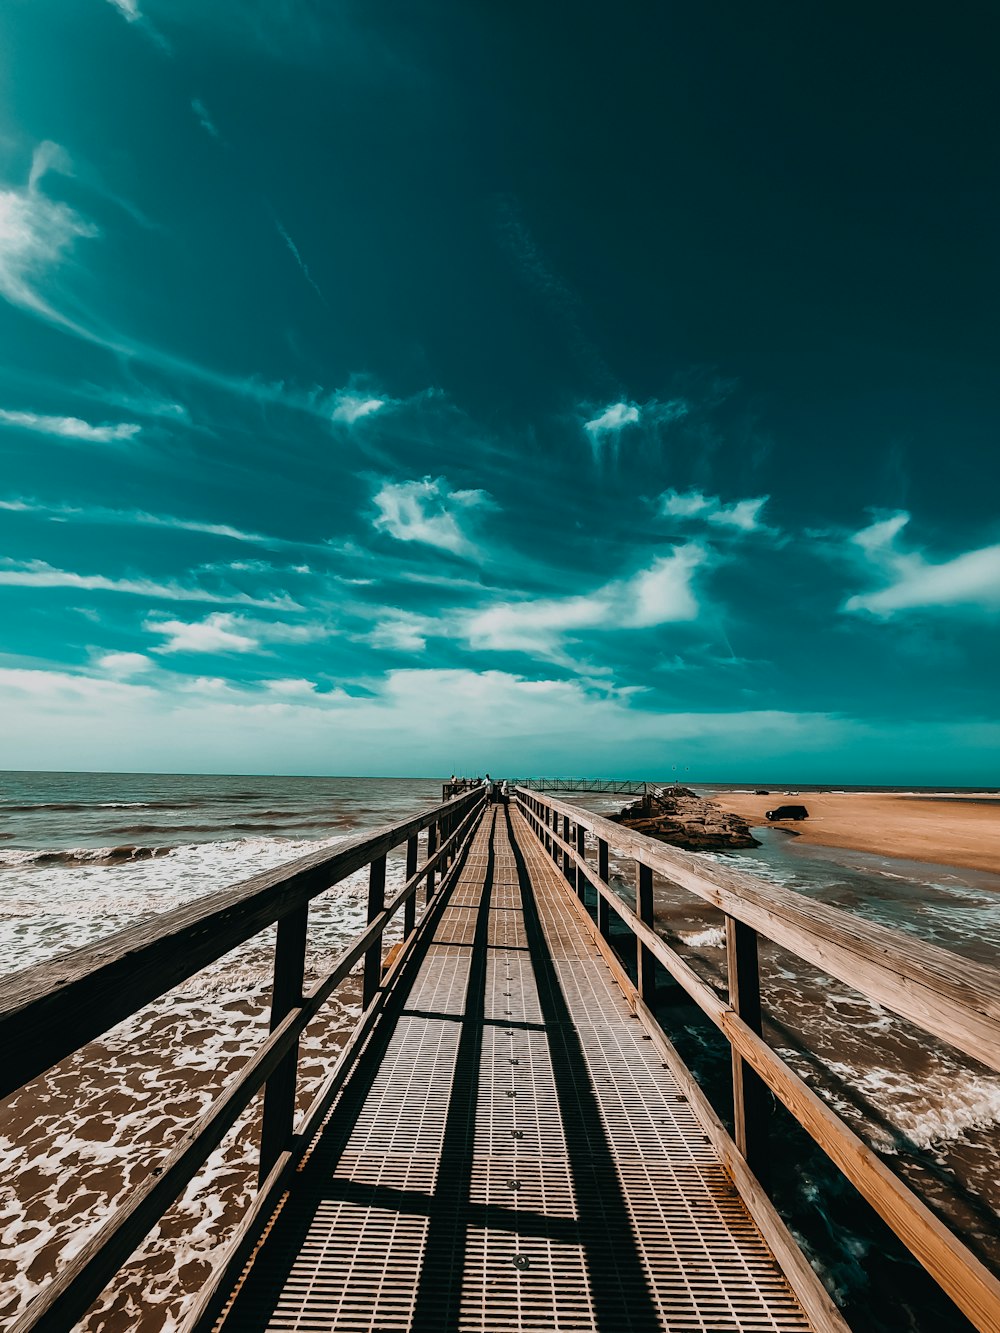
[1,1,998,781]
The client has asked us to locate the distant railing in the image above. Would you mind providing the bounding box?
[0,786,485,1333]
[515,787,1000,1333]
[444,777,660,799]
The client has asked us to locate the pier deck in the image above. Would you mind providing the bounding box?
[218,807,812,1332]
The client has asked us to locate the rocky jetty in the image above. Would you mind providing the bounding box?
[609,786,759,851]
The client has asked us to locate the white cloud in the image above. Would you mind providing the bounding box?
[373,477,491,557]
[263,678,318,697]
[0,147,97,330]
[0,559,298,609]
[844,513,1000,616]
[2,661,997,781]
[463,546,705,661]
[146,613,260,655]
[0,496,277,544]
[106,0,140,19]
[583,401,640,438]
[367,614,433,653]
[96,651,155,676]
[0,408,140,444]
[660,489,770,533]
[331,391,385,424]
[144,612,329,654]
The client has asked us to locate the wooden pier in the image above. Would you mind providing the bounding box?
[2,787,999,1332]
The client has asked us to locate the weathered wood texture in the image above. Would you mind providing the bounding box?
[7,791,486,1333]
[516,789,1000,1076]
[515,789,1000,1333]
[0,789,483,1099]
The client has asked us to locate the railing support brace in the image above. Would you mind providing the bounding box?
[575,823,586,901]
[363,855,387,1008]
[258,903,308,1184]
[597,838,610,939]
[636,863,655,1004]
[426,823,438,903]
[727,915,769,1180]
[404,835,418,936]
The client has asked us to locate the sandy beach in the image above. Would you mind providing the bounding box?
[711,792,1000,875]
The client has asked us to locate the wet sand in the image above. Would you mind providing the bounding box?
[711,792,1000,875]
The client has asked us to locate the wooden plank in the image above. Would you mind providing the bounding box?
[516,790,1000,1076]
[636,861,655,1004]
[363,855,387,1007]
[0,789,483,1099]
[727,915,769,1181]
[541,843,851,1333]
[258,904,308,1184]
[180,807,485,1333]
[597,837,611,940]
[404,835,418,936]
[515,796,1000,1333]
[13,805,488,1333]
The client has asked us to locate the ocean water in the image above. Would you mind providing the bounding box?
[1,773,998,1331]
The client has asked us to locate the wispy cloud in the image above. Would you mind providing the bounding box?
[273,217,326,303]
[463,545,705,663]
[582,397,688,465]
[367,614,432,653]
[844,513,1000,616]
[660,488,770,533]
[331,389,387,424]
[584,401,640,438]
[0,559,300,609]
[96,650,155,676]
[144,611,330,654]
[146,613,260,654]
[105,0,140,21]
[0,496,276,544]
[191,99,221,140]
[0,408,140,444]
[373,477,492,557]
[0,147,98,333]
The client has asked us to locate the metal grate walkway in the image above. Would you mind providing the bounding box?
[218,807,814,1332]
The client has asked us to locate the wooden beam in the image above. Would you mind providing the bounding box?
[515,790,1000,1076]
[0,789,483,1100]
[726,915,769,1182]
[258,903,308,1185]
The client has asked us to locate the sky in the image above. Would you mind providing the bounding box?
[0,1,998,782]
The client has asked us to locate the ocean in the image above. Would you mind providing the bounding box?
[1,772,998,1331]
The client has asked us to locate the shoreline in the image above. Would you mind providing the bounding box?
[709,792,1000,876]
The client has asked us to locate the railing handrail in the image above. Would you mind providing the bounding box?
[5,788,487,1333]
[0,787,484,1101]
[516,787,1000,1075]
[514,789,1000,1333]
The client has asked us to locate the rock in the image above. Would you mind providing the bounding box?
[609,788,758,851]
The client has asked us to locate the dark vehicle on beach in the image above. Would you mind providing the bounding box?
[766,804,809,821]
[754,789,770,795]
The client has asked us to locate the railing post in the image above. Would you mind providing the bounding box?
[258,903,308,1184]
[363,854,386,1008]
[562,815,574,886]
[636,862,655,1004]
[575,823,586,901]
[404,834,418,936]
[597,838,610,940]
[426,822,438,903]
[727,916,769,1180]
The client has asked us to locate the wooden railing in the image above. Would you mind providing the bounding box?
[0,786,485,1333]
[515,788,1000,1333]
